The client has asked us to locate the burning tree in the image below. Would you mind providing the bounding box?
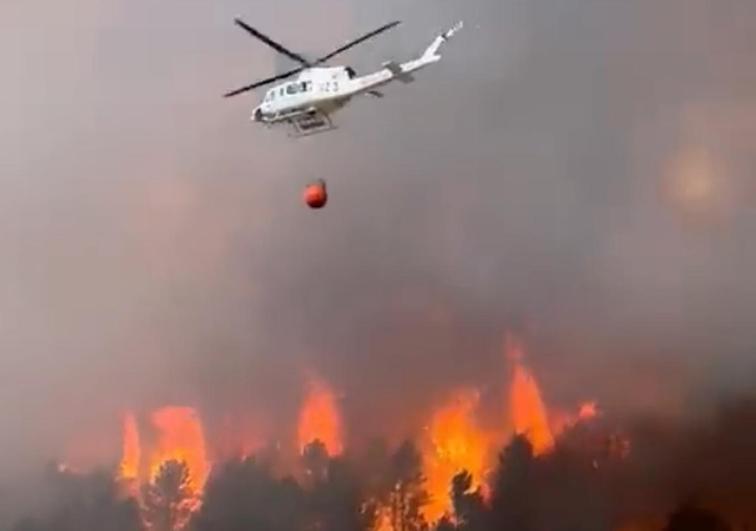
[298,375,344,457]
[422,389,490,523]
[302,439,331,486]
[141,460,196,531]
[433,470,489,531]
[449,470,488,530]
[388,441,430,531]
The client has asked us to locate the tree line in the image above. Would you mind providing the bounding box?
[10,432,735,531]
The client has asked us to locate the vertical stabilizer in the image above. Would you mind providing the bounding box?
[421,21,463,61]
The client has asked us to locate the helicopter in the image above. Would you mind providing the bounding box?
[223,18,463,137]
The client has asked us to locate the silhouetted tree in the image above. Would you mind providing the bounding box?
[302,439,330,486]
[142,460,195,531]
[664,502,731,531]
[190,456,305,531]
[534,443,611,531]
[434,515,456,531]
[430,470,489,531]
[307,455,375,531]
[489,435,536,531]
[11,465,141,531]
[449,470,488,530]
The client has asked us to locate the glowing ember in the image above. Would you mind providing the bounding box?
[297,375,344,456]
[422,389,489,523]
[506,337,555,456]
[148,406,209,494]
[118,411,141,482]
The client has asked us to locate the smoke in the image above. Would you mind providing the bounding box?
[1,0,755,525]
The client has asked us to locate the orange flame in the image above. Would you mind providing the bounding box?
[551,400,600,436]
[422,389,490,523]
[578,401,598,420]
[372,503,394,531]
[118,411,141,482]
[148,406,209,494]
[297,375,343,456]
[506,337,555,456]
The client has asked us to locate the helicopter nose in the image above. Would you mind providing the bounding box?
[253,107,263,122]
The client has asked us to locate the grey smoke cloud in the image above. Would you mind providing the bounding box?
[1,0,755,521]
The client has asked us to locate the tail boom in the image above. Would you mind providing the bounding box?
[346,21,463,95]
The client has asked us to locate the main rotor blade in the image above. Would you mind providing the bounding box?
[223,67,303,98]
[234,18,311,66]
[314,20,401,65]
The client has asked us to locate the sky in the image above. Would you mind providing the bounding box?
[1,0,755,509]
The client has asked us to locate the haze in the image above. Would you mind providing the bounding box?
[1,0,755,521]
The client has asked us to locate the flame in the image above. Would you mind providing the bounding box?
[148,406,209,494]
[578,401,598,420]
[506,337,555,456]
[297,375,344,456]
[118,411,141,482]
[551,400,600,436]
[372,503,394,531]
[422,389,490,523]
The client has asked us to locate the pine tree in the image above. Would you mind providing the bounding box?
[141,460,195,531]
[449,470,487,530]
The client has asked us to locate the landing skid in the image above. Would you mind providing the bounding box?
[287,110,336,138]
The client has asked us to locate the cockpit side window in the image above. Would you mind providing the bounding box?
[286,83,299,95]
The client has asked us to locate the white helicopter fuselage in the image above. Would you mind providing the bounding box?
[251,22,461,127]
[252,66,356,123]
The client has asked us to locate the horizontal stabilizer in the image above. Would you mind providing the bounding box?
[383,61,414,83]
